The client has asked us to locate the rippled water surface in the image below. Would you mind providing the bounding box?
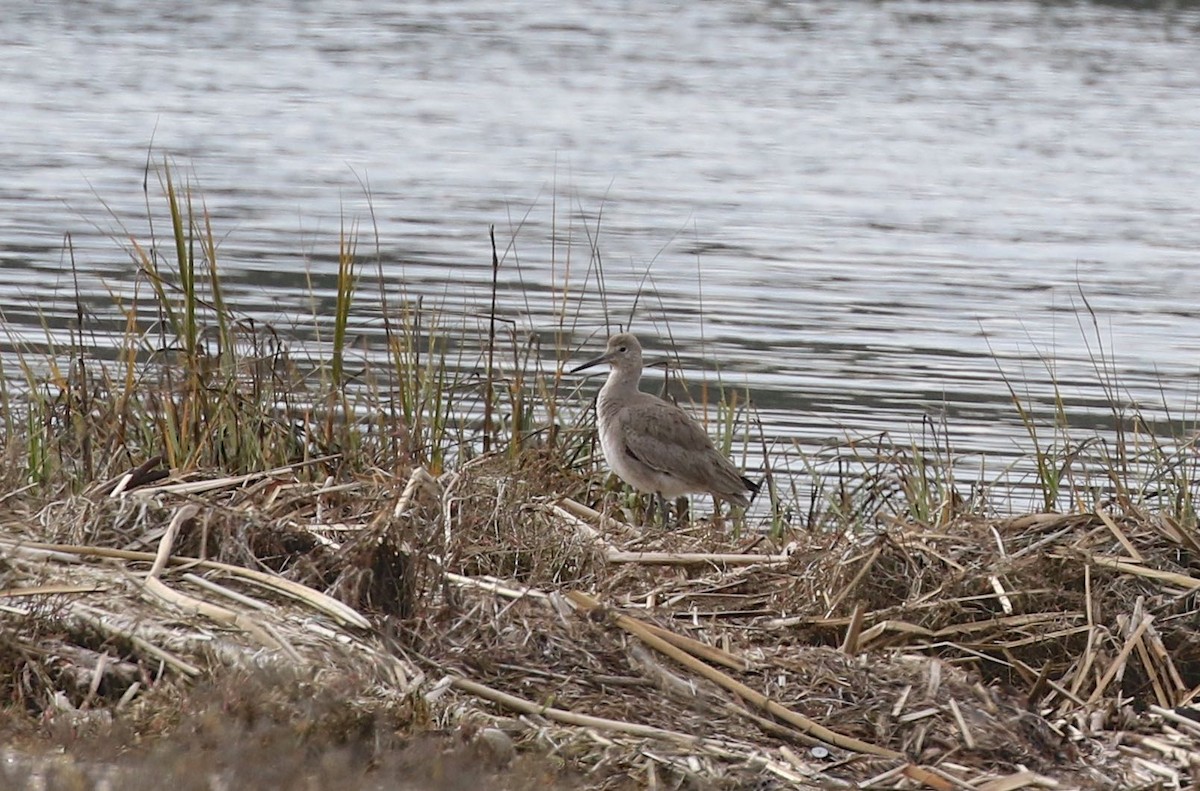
[3,1,1200,508]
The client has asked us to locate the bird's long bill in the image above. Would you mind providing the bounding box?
[569,352,611,375]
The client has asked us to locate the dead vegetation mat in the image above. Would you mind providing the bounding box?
[2,453,1199,789]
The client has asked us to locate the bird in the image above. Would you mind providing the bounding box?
[570,332,760,524]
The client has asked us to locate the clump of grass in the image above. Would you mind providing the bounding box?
[0,162,635,502]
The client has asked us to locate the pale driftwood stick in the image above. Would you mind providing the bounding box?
[0,538,370,629]
[1080,555,1200,590]
[891,685,912,717]
[148,505,200,578]
[1149,704,1200,737]
[547,502,616,547]
[859,764,910,788]
[182,573,271,611]
[308,481,362,497]
[555,497,640,538]
[109,471,136,499]
[0,584,105,598]
[566,590,904,760]
[988,575,1014,616]
[392,466,440,519]
[107,454,168,498]
[605,551,790,566]
[450,675,711,745]
[760,613,849,629]
[898,708,939,723]
[129,456,341,498]
[142,576,281,651]
[115,503,286,652]
[144,506,278,650]
[988,524,1008,558]
[444,572,549,600]
[1121,732,1200,770]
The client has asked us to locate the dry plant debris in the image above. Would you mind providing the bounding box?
[1,455,1199,789]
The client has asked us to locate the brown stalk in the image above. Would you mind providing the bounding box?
[566,590,904,760]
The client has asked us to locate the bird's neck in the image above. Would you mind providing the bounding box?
[599,367,641,405]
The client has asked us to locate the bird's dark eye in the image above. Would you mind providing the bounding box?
[618,346,627,352]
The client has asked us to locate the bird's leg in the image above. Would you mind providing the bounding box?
[642,493,659,527]
[654,494,671,528]
[711,496,726,530]
[675,496,691,528]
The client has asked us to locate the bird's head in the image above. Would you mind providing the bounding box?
[570,332,643,374]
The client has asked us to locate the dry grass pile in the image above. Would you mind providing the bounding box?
[2,453,1199,789]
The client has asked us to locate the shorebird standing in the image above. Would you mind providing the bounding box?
[570,332,760,523]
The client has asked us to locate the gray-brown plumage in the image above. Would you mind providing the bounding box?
[571,332,760,520]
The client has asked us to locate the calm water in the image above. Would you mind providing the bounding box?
[3,1,1200,510]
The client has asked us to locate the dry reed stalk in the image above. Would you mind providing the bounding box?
[899,762,963,790]
[1150,705,1200,737]
[1086,614,1153,704]
[443,572,550,600]
[1094,508,1144,563]
[604,550,791,566]
[181,572,272,610]
[554,497,640,539]
[0,583,105,597]
[1083,554,1200,590]
[566,590,905,760]
[947,698,976,750]
[139,506,282,651]
[824,545,881,616]
[124,456,340,499]
[840,603,866,655]
[637,621,748,672]
[974,770,1061,791]
[449,675,712,745]
[141,577,282,651]
[72,603,202,677]
[0,538,370,629]
[392,466,440,519]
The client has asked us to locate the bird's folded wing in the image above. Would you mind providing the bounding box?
[619,401,722,479]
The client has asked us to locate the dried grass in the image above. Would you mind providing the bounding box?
[2,452,1199,789]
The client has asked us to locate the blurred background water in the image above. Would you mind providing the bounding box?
[2,1,1199,511]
